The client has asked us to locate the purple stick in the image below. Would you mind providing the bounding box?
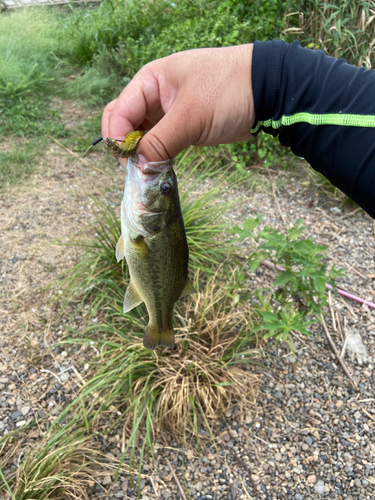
[260,260,375,310]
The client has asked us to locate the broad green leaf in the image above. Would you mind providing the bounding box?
[312,276,326,294]
[274,271,294,286]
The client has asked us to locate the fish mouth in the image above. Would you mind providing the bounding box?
[137,159,172,176]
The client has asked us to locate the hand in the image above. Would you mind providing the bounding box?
[102,44,255,164]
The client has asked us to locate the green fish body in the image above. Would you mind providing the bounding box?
[116,157,195,350]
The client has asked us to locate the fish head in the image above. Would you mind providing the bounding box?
[122,157,180,236]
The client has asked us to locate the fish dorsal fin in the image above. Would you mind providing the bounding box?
[179,277,196,299]
[116,235,125,262]
[123,281,143,313]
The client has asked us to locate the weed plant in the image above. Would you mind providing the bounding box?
[284,0,375,68]
[231,216,344,350]
[59,0,285,108]
[61,0,285,68]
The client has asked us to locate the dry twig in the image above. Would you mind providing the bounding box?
[336,310,345,343]
[362,408,375,423]
[268,172,288,227]
[166,458,188,500]
[320,315,358,390]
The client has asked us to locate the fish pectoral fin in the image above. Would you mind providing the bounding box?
[143,325,175,351]
[116,235,125,262]
[131,234,149,260]
[179,277,196,299]
[123,281,143,313]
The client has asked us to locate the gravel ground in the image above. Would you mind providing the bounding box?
[0,146,374,499]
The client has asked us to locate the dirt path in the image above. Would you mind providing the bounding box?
[0,140,374,499]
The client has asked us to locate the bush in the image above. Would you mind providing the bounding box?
[61,0,286,78]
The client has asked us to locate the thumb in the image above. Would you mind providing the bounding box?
[137,97,200,164]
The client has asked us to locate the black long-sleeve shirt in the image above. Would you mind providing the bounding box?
[251,40,375,219]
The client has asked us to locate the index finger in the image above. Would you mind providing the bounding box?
[103,67,161,142]
[101,98,117,139]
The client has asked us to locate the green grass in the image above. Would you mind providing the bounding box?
[0,8,62,99]
[0,96,67,137]
[0,7,72,137]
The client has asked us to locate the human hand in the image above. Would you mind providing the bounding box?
[101,44,255,165]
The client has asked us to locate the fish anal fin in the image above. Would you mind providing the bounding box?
[143,325,175,351]
[179,277,196,299]
[116,235,125,262]
[123,281,143,313]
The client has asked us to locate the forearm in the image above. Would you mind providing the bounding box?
[252,40,375,218]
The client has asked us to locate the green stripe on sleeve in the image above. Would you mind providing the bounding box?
[251,112,375,134]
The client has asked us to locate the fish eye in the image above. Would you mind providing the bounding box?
[160,182,172,195]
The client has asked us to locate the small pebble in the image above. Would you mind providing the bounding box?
[21,406,30,416]
[314,480,325,494]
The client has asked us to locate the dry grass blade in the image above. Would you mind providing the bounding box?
[320,314,358,390]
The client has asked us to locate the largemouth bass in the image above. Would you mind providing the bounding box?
[116,155,195,350]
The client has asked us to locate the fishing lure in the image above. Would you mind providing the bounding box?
[102,131,146,158]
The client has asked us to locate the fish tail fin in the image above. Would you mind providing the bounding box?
[143,325,175,351]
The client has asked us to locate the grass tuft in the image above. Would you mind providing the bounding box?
[64,268,259,459]
[0,420,133,500]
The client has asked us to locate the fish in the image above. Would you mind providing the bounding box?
[115,153,195,350]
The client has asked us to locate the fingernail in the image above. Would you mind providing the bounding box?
[118,158,127,170]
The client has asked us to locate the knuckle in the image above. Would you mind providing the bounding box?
[146,132,172,160]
